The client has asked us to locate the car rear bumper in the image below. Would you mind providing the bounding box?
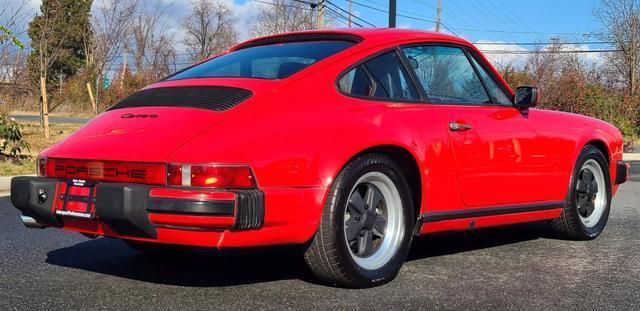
[11,176,325,248]
[615,160,630,184]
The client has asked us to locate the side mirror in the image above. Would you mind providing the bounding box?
[514,86,538,109]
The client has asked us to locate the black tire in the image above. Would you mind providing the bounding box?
[123,239,188,256]
[551,145,611,240]
[303,153,415,288]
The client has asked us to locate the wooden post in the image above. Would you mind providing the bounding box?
[86,82,97,115]
[40,77,50,139]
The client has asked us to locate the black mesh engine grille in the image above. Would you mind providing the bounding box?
[108,86,253,112]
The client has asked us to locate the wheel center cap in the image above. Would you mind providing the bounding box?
[363,208,377,229]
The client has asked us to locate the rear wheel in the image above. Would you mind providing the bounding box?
[551,145,611,240]
[303,153,414,288]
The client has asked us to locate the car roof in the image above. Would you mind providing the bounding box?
[228,28,512,96]
[231,28,473,51]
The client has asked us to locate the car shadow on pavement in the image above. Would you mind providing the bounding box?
[45,221,557,287]
[46,238,314,287]
[407,221,554,261]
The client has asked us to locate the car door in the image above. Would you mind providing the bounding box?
[401,45,557,207]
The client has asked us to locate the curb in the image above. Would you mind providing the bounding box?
[0,174,35,193]
[623,153,640,161]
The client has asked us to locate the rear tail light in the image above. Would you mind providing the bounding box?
[33,158,255,189]
[167,164,257,189]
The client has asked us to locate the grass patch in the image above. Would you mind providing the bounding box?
[0,121,83,176]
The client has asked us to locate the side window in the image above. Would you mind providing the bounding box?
[402,46,490,105]
[338,51,420,101]
[469,56,513,106]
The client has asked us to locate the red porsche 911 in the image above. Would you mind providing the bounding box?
[12,28,629,288]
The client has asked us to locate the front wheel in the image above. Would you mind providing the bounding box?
[303,153,414,288]
[551,145,611,240]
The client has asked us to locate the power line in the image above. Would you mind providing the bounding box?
[480,49,621,54]
[348,0,458,34]
[325,0,376,27]
[253,0,315,11]
[477,41,614,46]
[322,3,366,27]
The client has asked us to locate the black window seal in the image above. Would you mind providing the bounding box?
[395,46,429,101]
[360,64,387,97]
[464,48,515,107]
[461,48,496,106]
[334,47,425,104]
[399,42,517,107]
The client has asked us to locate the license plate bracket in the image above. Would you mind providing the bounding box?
[55,179,98,219]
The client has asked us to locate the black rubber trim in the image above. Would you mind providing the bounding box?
[420,201,566,223]
[615,160,628,184]
[11,176,61,227]
[108,86,253,112]
[233,189,265,230]
[94,183,157,238]
[147,199,234,216]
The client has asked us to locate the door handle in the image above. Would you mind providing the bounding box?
[449,122,472,132]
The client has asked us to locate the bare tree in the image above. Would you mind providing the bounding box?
[131,0,176,81]
[182,0,238,62]
[0,0,30,56]
[88,0,139,108]
[595,0,640,95]
[249,0,315,38]
[0,0,29,95]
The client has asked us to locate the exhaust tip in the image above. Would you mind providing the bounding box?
[21,215,45,229]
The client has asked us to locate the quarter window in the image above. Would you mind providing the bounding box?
[339,51,420,101]
[402,46,490,105]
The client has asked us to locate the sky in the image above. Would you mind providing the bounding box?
[4,0,609,70]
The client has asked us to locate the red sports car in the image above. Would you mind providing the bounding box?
[12,29,629,288]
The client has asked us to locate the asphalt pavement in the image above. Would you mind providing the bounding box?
[0,163,638,310]
[10,114,91,124]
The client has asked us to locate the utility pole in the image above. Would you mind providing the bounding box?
[389,0,396,28]
[348,0,353,27]
[435,0,441,32]
[317,0,325,29]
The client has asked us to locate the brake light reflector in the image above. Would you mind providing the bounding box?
[167,164,182,186]
[167,164,256,189]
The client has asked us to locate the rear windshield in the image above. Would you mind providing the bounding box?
[168,40,355,81]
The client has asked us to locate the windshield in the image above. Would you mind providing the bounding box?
[168,40,355,81]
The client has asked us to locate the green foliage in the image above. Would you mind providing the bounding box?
[0,115,29,157]
[27,0,93,84]
[500,66,640,145]
[0,26,24,49]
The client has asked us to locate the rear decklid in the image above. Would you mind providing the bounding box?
[42,106,227,162]
[42,81,275,162]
